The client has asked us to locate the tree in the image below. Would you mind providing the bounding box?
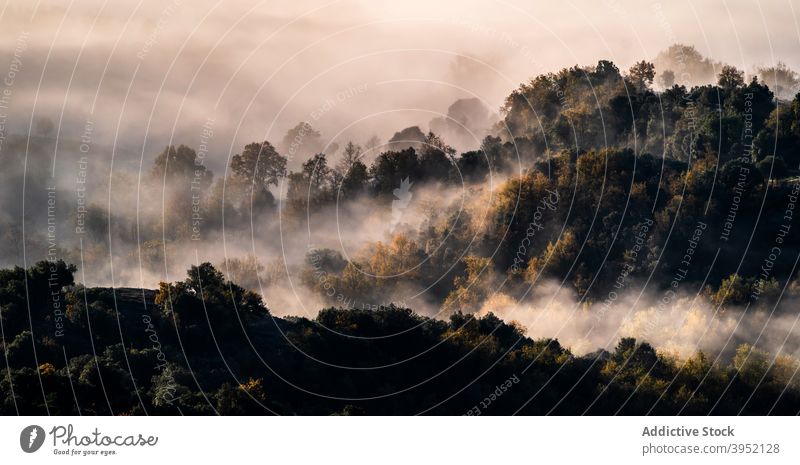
[480,135,506,170]
[339,161,369,199]
[718,65,744,90]
[658,69,675,88]
[526,231,578,281]
[418,131,456,182]
[594,59,621,82]
[387,126,426,151]
[155,263,267,346]
[325,141,340,157]
[733,343,771,386]
[280,122,323,158]
[152,145,208,183]
[456,150,490,182]
[219,255,266,292]
[284,153,334,217]
[754,93,800,166]
[230,141,287,191]
[628,61,656,92]
[423,131,456,158]
[429,98,497,150]
[442,255,495,315]
[756,62,799,99]
[337,141,363,175]
[0,260,76,336]
[369,148,420,196]
[364,135,381,154]
[332,141,366,195]
[653,44,718,84]
[302,153,332,191]
[150,145,213,237]
[755,155,788,181]
[710,274,752,307]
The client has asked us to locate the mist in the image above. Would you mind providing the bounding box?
[479,281,800,360]
[2,1,799,163]
[2,0,800,366]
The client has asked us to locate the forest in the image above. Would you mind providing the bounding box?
[2,45,800,414]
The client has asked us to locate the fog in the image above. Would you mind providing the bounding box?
[2,0,800,360]
[2,0,799,168]
[479,282,800,359]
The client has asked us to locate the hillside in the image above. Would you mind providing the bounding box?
[1,260,798,415]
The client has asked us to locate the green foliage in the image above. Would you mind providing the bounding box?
[230,141,287,191]
[5,54,800,416]
[628,61,656,92]
[2,260,798,415]
[718,65,745,90]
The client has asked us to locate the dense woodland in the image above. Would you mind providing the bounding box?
[1,260,799,415]
[3,47,800,414]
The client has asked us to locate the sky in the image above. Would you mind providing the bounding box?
[1,0,799,170]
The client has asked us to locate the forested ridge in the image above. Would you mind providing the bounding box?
[3,48,800,414]
[2,259,799,415]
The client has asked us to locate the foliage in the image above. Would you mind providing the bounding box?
[2,261,798,415]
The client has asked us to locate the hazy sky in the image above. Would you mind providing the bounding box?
[1,0,798,170]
